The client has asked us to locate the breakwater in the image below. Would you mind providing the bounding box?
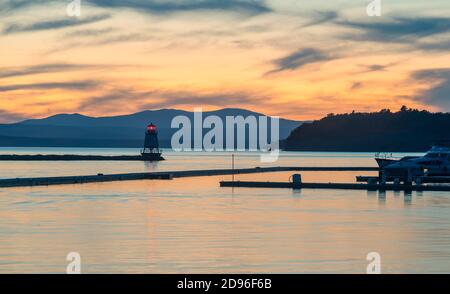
[0,166,377,188]
[0,154,156,161]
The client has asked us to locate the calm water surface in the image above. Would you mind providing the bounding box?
[0,148,449,273]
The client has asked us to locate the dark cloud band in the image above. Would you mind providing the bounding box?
[0,81,100,92]
[412,68,450,110]
[265,48,332,75]
[2,14,111,34]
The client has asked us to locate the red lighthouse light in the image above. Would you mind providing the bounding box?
[147,123,157,133]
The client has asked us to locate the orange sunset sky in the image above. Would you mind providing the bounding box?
[0,0,449,123]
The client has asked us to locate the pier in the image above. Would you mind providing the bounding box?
[220,181,450,192]
[356,175,450,184]
[2,165,449,191]
[0,166,377,188]
[0,154,156,161]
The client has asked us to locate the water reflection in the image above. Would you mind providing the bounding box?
[292,189,302,198]
[144,160,159,170]
[378,191,386,205]
[404,191,412,206]
[367,190,377,198]
[0,150,450,273]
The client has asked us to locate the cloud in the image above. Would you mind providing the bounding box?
[63,27,115,38]
[412,68,450,110]
[47,32,153,54]
[0,0,48,12]
[89,33,152,45]
[366,64,387,72]
[0,109,26,123]
[265,48,331,75]
[78,89,151,111]
[0,63,102,79]
[357,62,399,74]
[0,81,100,92]
[337,16,450,43]
[350,82,363,90]
[145,90,266,108]
[2,14,111,34]
[78,87,267,112]
[1,0,271,16]
[302,11,338,28]
[86,0,271,15]
[416,39,450,52]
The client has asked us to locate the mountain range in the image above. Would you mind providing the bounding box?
[0,108,302,148]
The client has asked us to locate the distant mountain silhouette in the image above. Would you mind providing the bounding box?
[0,108,302,148]
[284,107,450,152]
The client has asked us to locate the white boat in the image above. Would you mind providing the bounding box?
[381,145,450,178]
[375,153,419,168]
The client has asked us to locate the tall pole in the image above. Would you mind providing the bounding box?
[232,153,235,182]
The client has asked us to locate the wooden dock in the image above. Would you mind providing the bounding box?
[0,166,377,188]
[220,181,450,192]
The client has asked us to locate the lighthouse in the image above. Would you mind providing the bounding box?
[141,123,164,161]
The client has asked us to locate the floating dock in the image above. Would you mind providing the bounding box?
[0,166,377,188]
[0,154,158,161]
[220,181,450,192]
[356,175,450,184]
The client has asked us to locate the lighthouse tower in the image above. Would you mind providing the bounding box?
[141,123,164,161]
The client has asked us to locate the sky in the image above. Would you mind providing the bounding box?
[0,0,449,123]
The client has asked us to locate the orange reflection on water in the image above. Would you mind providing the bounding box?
[2,170,450,273]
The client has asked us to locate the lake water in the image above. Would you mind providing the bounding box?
[1,148,449,273]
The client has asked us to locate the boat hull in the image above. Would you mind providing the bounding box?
[375,158,398,168]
